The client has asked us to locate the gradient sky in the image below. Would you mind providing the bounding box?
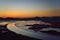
[0,0,60,18]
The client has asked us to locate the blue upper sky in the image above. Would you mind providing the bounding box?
[0,0,60,11]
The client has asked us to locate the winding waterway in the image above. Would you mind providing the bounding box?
[0,21,60,40]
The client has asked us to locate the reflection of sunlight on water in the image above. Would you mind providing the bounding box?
[7,22,60,40]
[0,21,59,32]
[0,21,59,40]
[8,21,59,32]
[14,21,51,28]
[15,21,40,28]
[40,28,60,32]
[15,21,38,25]
[0,22,8,25]
[0,20,51,25]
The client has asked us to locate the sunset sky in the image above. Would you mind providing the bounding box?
[0,0,60,18]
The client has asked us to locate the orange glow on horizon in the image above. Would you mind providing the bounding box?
[0,10,60,18]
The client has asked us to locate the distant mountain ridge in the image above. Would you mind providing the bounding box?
[0,16,60,21]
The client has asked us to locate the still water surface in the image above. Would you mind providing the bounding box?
[0,21,60,40]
